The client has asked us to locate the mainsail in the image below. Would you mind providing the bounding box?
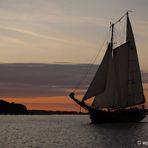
[126,15,145,106]
[83,14,145,108]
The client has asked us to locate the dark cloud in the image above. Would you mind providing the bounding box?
[0,63,98,98]
[0,63,147,98]
[141,71,148,83]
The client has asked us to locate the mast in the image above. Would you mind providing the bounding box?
[108,23,114,111]
[110,23,114,47]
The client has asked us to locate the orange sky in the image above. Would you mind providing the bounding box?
[3,96,84,111]
[2,89,148,111]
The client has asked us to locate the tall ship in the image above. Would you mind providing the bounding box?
[69,12,146,123]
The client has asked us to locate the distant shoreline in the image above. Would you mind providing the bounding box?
[28,110,88,115]
[29,109,148,115]
[0,109,147,115]
[1,99,148,115]
[0,110,88,115]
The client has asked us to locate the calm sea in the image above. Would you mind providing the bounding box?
[0,115,148,148]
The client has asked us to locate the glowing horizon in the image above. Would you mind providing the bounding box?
[0,62,148,111]
[2,96,86,111]
[2,89,148,111]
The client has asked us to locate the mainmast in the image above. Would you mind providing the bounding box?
[110,23,114,46]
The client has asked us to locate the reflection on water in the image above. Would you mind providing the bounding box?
[87,121,148,147]
[0,115,147,148]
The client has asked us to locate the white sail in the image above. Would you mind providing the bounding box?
[126,15,145,105]
[83,44,112,100]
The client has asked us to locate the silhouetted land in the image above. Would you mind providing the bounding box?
[0,99,147,115]
[28,110,88,115]
[0,100,28,114]
[0,100,87,115]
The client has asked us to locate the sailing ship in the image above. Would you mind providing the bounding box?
[69,12,146,123]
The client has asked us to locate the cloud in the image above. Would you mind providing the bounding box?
[0,63,147,99]
[0,25,68,43]
[0,63,97,98]
[0,24,98,50]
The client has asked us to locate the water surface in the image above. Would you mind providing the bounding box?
[0,115,148,148]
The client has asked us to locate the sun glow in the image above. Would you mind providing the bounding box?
[2,96,83,111]
[1,83,148,111]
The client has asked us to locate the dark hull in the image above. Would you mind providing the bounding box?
[89,108,145,123]
[69,93,146,123]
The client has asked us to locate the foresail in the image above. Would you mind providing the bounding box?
[126,15,145,105]
[92,50,119,108]
[82,44,111,101]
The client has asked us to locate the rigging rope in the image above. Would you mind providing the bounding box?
[114,16,126,46]
[72,11,132,97]
[73,28,111,95]
[112,10,132,26]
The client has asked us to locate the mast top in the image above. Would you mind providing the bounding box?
[111,10,133,26]
[110,23,114,45]
[109,11,133,46]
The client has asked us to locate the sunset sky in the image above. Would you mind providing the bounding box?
[0,0,148,111]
